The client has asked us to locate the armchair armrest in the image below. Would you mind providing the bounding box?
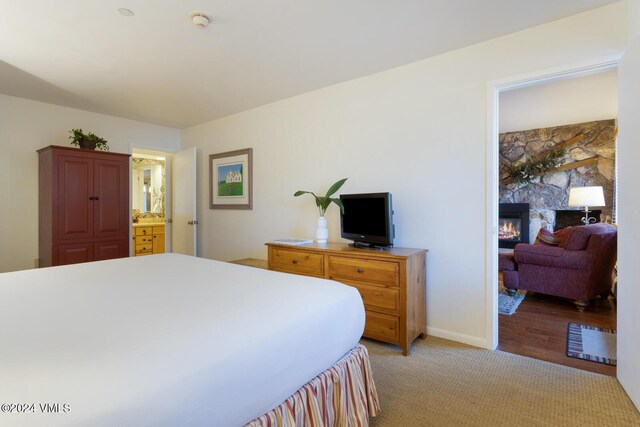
[514,244,563,265]
[514,244,592,270]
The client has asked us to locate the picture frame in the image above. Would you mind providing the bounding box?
[209,148,253,210]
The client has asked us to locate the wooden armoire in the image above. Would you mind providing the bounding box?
[38,145,130,267]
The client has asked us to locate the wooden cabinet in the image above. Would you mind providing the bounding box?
[132,225,165,256]
[38,146,130,267]
[152,226,166,254]
[266,242,427,355]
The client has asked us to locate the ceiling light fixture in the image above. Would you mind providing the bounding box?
[191,12,211,29]
[118,8,134,17]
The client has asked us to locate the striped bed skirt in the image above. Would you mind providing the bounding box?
[246,344,380,426]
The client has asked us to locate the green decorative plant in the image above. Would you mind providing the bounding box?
[294,178,348,217]
[68,128,109,151]
[506,148,566,185]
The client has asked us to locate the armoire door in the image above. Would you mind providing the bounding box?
[93,158,129,239]
[57,155,93,241]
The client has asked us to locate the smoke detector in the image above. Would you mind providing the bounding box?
[191,13,210,29]
[118,8,134,17]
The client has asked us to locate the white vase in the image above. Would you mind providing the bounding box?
[316,216,329,244]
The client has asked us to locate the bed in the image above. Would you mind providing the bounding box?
[0,253,379,426]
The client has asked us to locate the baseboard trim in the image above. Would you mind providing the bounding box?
[426,326,490,349]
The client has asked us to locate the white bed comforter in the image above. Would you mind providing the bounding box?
[0,254,365,427]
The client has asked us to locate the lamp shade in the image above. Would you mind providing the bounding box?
[568,186,605,207]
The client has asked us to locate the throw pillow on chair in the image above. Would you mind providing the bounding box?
[534,227,568,246]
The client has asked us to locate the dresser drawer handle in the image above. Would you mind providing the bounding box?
[357,268,364,273]
[292,259,298,264]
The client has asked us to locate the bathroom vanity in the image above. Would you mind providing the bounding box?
[132,223,165,256]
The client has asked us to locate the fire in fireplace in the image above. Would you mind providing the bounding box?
[499,218,521,241]
[499,203,530,249]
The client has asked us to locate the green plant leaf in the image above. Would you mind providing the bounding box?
[294,179,348,216]
[68,128,109,151]
[331,198,345,214]
[325,178,348,197]
[317,196,330,211]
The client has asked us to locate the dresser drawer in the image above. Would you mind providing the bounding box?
[135,244,152,254]
[343,280,400,315]
[328,256,399,287]
[135,227,152,236]
[135,235,153,244]
[270,248,324,276]
[152,226,165,234]
[364,311,400,343]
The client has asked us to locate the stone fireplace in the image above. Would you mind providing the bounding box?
[499,203,530,249]
[499,119,616,240]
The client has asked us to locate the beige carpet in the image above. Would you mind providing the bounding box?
[362,337,640,427]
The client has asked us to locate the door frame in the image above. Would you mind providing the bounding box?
[129,143,178,256]
[484,54,621,350]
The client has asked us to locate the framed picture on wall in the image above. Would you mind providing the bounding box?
[209,148,253,210]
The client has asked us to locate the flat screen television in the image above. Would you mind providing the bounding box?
[340,192,394,248]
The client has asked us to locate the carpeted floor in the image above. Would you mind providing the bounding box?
[362,337,640,426]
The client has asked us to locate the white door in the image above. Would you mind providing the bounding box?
[171,147,197,256]
[617,36,640,410]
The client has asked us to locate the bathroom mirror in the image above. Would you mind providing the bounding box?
[132,157,166,216]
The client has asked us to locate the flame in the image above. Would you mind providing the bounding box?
[499,220,521,240]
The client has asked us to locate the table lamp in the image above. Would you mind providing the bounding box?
[568,186,605,224]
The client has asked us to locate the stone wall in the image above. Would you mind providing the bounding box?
[499,119,616,241]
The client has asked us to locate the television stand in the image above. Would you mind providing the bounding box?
[266,242,428,355]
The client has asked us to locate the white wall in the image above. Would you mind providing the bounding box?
[0,94,180,273]
[499,70,618,133]
[631,0,640,41]
[181,3,628,347]
[617,7,640,412]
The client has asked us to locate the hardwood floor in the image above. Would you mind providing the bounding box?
[498,290,617,376]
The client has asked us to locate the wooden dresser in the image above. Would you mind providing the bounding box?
[38,145,130,267]
[266,242,427,355]
[132,224,166,256]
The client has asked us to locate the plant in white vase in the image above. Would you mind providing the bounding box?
[294,178,348,243]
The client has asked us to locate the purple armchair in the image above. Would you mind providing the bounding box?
[499,223,617,311]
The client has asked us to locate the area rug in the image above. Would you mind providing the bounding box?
[498,282,526,315]
[567,323,617,366]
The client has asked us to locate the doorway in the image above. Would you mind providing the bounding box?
[132,149,170,256]
[130,146,198,257]
[486,58,620,375]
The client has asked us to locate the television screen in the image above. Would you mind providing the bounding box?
[340,193,393,247]
[342,197,386,236]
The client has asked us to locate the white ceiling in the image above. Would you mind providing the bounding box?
[0,0,620,128]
